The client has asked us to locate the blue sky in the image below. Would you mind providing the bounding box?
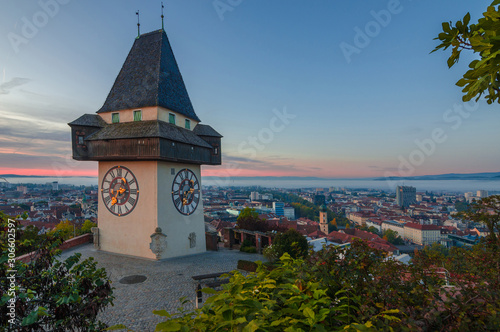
[0,0,498,178]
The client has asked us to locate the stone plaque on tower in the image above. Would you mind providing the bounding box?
[68,29,222,260]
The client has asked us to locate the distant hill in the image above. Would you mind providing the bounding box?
[375,172,500,181]
[0,174,96,179]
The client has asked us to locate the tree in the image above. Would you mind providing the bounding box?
[432,1,500,104]
[50,219,74,240]
[0,212,114,331]
[237,207,259,220]
[236,207,269,232]
[461,195,500,247]
[80,220,96,235]
[455,200,470,213]
[382,229,405,245]
[264,229,309,262]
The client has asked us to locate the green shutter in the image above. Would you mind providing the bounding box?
[134,110,142,121]
[169,113,175,124]
[185,119,190,129]
[112,113,120,123]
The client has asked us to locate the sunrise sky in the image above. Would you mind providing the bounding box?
[0,0,498,179]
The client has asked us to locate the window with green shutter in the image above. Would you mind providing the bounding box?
[112,113,120,123]
[134,110,142,121]
[185,119,191,130]
[169,113,176,124]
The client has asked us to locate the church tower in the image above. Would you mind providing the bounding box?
[69,29,222,260]
[319,205,328,234]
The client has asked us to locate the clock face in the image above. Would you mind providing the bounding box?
[172,169,200,215]
[101,166,139,217]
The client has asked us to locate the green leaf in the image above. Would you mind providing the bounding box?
[153,310,172,318]
[303,307,315,320]
[155,321,182,332]
[201,287,217,294]
[21,310,39,326]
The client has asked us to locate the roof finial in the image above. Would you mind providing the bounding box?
[161,2,165,31]
[136,10,141,38]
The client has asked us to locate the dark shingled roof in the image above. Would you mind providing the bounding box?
[85,120,212,149]
[193,124,223,138]
[68,114,106,127]
[97,30,201,122]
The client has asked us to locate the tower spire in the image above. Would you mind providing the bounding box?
[161,2,165,31]
[136,10,141,38]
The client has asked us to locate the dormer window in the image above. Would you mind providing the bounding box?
[134,110,142,121]
[112,113,120,123]
[185,119,191,130]
[169,113,176,125]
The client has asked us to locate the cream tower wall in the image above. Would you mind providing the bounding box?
[98,107,199,129]
[157,162,206,259]
[98,161,158,259]
[98,161,206,260]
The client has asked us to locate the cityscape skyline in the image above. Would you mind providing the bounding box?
[1,0,499,179]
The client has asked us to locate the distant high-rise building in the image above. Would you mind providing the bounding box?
[16,186,28,194]
[477,190,488,198]
[284,206,295,220]
[396,186,416,208]
[416,194,423,202]
[328,187,336,192]
[52,181,59,191]
[250,192,260,201]
[273,202,285,216]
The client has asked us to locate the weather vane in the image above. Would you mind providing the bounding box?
[161,2,165,31]
[136,10,141,38]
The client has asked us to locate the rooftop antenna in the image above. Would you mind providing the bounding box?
[136,10,141,38]
[161,2,165,31]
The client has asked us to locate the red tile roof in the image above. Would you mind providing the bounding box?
[405,222,441,231]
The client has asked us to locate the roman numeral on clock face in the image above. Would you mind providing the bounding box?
[172,169,200,215]
[101,166,139,217]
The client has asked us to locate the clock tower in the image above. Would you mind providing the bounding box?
[68,29,222,260]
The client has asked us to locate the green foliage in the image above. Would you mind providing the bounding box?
[0,211,114,331]
[150,238,500,331]
[240,246,257,254]
[382,229,405,245]
[241,239,254,248]
[240,239,258,253]
[432,1,500,104]
[238,207,259,221]
[0,211,47,256]
[460,195,500,247]
[419,242,450,259]
[236,208,272,232]
[356,224,380,236]
[266,229,308,262]
[455,200,470,213]
[80,220,97,235]
[50,219,75,240]
[237,260,258,272]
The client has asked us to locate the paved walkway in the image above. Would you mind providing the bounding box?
[59,244,265,331]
